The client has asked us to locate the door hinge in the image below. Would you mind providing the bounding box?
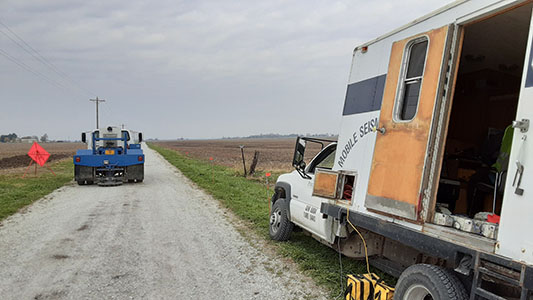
[512,119,529,133]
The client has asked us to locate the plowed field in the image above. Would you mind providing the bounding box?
[154,138,332,173]
[0,143,84,170]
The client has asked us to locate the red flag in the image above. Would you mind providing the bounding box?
[27,142,50,167]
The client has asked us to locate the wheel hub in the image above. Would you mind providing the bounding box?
[270,208,281,234]
[403,284,433,300]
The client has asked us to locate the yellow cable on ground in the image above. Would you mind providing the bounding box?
[346,207,371,275]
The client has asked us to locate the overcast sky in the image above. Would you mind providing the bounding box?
[1,0,453,140]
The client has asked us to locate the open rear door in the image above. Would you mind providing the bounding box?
[365,25,454,220]
[497,8,533,264]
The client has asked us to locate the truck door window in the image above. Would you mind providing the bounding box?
[316,150,336,170]
[308,146,336,173]
[396,38,428,121]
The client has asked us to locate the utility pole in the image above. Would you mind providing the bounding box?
[89,97,105,129]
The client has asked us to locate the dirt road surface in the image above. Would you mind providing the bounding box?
[0,146,327,299]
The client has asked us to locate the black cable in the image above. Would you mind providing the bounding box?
[334,237,345,300]
[338,237,344,291]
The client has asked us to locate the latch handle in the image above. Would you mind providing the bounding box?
[513,161,525,196]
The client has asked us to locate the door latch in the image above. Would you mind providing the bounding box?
[513,161,525,196]
[372,126,386,135]
[512,119,529,133]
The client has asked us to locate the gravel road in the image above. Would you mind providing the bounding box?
[0,146,327,299]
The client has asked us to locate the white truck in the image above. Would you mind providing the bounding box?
[269,1,533,299]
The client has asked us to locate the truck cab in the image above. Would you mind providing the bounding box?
[272,138,338,243]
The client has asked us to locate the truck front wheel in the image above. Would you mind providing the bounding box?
[269,199,294,241]
[394,264,467,300]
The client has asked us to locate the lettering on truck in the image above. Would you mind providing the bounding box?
[337,117,378,168]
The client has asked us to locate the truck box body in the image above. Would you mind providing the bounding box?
[332,0,533,263]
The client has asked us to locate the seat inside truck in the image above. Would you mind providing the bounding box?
[434,4,532,237]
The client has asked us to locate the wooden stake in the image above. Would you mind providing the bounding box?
[239,145,247,177]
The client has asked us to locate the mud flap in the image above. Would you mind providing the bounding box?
[74,165,94,182]
[126,164,144,181]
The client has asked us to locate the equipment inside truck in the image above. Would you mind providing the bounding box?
[434,4,532,238]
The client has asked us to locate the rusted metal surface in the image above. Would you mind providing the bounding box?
[312,169,339,198]
[339,228,384,259]
[423,223,496,253]
[367,25,451,219]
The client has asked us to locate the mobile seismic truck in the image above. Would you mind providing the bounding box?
[269,1,533,299]
[73,126,144,186]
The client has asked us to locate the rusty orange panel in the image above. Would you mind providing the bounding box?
[367,25,450,208]
[313,171,339,198]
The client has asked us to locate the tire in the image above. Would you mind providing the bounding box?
[77,180,85,185]
[394,264,468,300]
[269,199,294,241]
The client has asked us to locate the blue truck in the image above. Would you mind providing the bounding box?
[73,126,144,186]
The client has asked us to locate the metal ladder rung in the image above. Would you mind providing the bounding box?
[475,287,508,300]
[478,267,521,286]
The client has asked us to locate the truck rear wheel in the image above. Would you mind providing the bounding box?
[394,264,467,300]
[269,199,294,241]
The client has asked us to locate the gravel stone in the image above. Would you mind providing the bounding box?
[0,146,327,299]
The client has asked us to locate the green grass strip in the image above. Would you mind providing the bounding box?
[0,160,74,221]
[149,143,390,296]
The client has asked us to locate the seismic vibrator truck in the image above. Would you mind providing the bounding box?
[73,126,144,186]
[269,1,533,299]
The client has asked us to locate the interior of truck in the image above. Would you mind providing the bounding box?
[434,3,532,238]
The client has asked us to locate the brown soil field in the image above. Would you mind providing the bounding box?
[154,138,332,174]
[0,142,85,170]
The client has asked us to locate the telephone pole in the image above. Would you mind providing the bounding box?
[89,97,105,129]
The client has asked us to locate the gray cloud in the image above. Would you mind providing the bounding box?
[1,0,452,140]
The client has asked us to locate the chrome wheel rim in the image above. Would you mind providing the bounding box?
[403,284,433,300]
[270,208,282,234]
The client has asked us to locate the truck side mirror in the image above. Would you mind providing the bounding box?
[81,132,86,143]
[138,133,143,143]
[292,137,306,170]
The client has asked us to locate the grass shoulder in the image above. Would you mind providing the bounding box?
[0,159,74,221]
[149,142,379,296]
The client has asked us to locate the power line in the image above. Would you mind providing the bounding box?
[0,48,68,91]
[0,19,95,97]
[0,28,76,93]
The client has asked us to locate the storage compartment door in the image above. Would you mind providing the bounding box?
[313,169,340,198]
[365,25,453,220]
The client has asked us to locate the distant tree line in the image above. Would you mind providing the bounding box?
[0,133,49,143]
[221,133,338,140]
[0,133,18,143]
